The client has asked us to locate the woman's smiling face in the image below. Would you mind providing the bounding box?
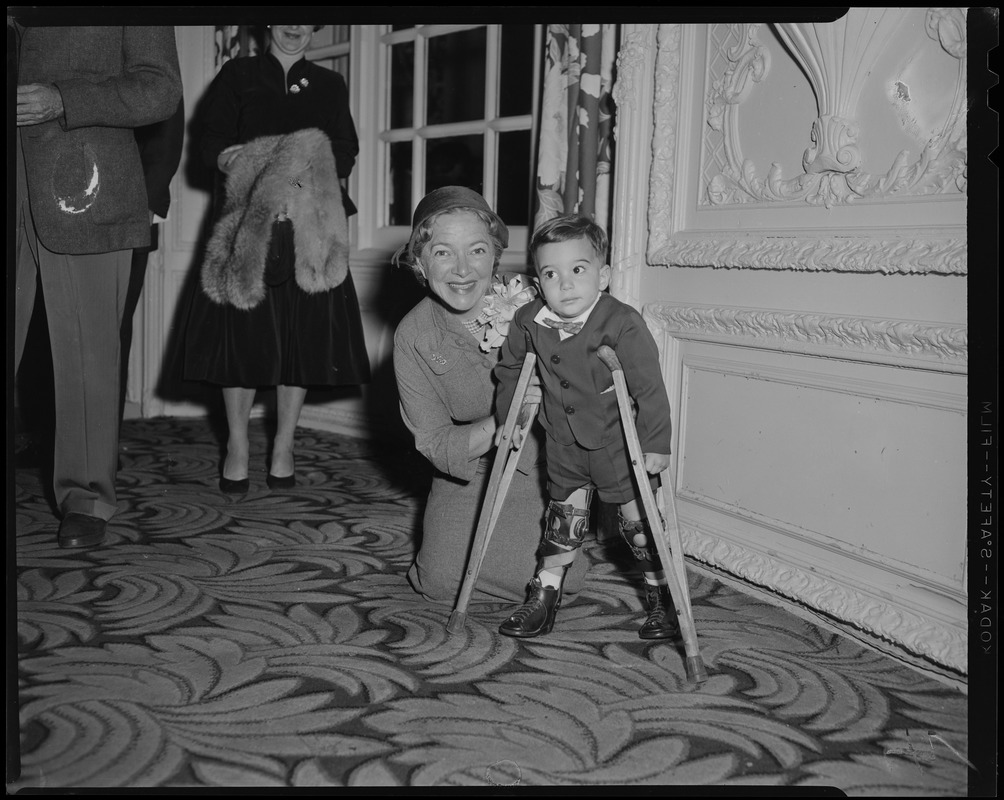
[269,25,314,58]
[420,210,496,321]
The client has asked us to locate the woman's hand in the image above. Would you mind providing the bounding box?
[217,144,245,174]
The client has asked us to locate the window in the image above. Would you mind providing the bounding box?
[349,24,543,260]
[305,25,351,82]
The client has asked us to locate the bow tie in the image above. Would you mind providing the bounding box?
[543,317,584,335]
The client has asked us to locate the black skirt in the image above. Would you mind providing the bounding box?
[184,220,371,388]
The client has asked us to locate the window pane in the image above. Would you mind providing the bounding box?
[496,130,531,226]
[426,135,484,196]
[390,41,414,129]
[427,28,486,125]
[499,25,535,118]
[389,141,413,226]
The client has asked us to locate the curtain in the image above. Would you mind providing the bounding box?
[214,25,259,70]
[534,24,618,232]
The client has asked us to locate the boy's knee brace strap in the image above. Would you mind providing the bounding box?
[619,516,659,561]
[539,500,589,554]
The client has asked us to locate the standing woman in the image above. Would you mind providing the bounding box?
[185,24,370,492]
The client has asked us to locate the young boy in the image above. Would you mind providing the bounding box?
[493,214,679,640]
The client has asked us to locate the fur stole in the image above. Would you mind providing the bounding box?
[200,128,348,310]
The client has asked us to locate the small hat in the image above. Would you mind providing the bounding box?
[411,186,509,248]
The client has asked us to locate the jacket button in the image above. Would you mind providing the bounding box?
[565,405,575,414]
[561,380,570,389]
[551,354,561,364]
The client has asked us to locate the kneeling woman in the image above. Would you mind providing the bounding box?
[393,186,588,604]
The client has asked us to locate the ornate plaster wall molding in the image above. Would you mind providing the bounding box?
[645,303,968,372]
[611,27,652,114]
[680,522,966,672]
[650,232,966,275]
[610,25,659,310]
[647,23,681,260]
[705,8,968,209]
[646,16,968,274]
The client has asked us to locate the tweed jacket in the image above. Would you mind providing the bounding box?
[495,292,672,455]
[16,26,182,255]
[394,295,542,483]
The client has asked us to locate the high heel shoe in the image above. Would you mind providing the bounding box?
[219,476,250,494]
[266,472,295,490]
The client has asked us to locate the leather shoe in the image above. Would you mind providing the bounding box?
[58,512,107,549]
[219,476,250,495]
[639,585,680,640]
[499,578,561,638]
[266,472,296,490]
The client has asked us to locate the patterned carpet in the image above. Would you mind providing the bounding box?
[9,417,971,792]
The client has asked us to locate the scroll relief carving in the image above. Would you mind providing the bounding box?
[645,304,968,367]
[704,8,968,209]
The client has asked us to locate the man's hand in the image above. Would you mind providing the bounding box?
[17,83,64,126]
[644,452,670,475]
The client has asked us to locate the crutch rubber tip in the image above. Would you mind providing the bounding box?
[446,611,467,635]
[685,655,709,684]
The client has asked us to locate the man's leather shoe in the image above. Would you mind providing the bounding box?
[58,512,107,549]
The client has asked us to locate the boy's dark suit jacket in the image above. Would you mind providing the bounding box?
[495,292,673,456]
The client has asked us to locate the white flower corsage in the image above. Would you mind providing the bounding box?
[476,274,538,352]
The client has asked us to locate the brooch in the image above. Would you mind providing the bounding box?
[289,77,310,94]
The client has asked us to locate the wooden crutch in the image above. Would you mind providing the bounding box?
[597,345,708,684]
[447,353,539,634]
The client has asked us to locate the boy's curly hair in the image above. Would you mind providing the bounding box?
[529,214,608,268]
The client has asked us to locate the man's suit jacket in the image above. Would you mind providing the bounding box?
[17,26,182,255]
[495,292,673,455]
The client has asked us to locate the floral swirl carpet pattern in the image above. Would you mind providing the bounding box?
[11,418,968,792]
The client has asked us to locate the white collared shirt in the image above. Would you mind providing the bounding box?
[533,293,602,340]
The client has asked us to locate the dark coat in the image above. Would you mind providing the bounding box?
[198,52,359,214]
[16,26,183,255]
[495,292,673,455]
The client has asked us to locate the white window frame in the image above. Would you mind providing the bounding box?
[348,24,542,266]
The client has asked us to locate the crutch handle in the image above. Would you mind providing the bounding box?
[596,345,622,374]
